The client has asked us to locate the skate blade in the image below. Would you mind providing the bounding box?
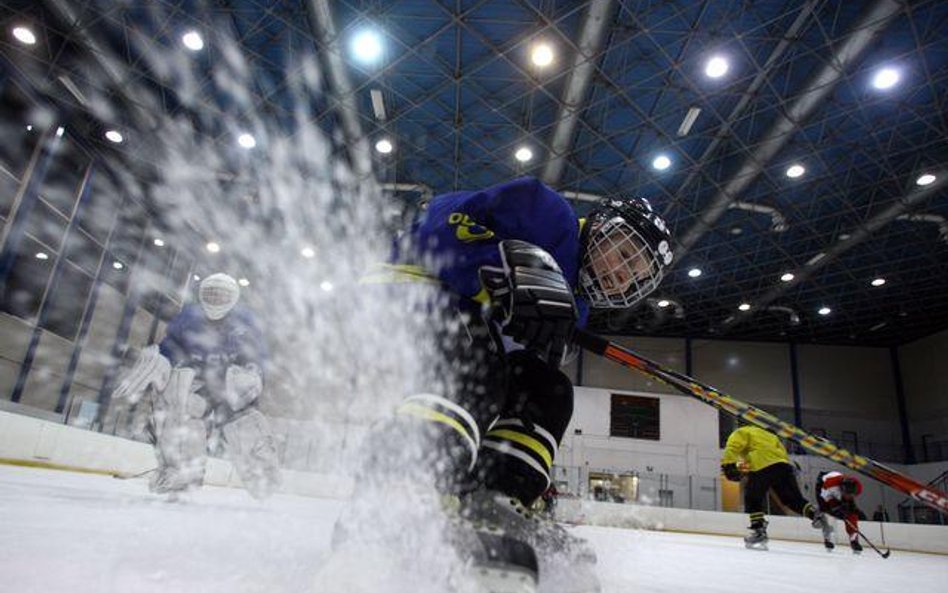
[744,542,768,551]
[473,564,536,593]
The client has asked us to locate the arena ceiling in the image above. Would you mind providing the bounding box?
[1,0,946,347]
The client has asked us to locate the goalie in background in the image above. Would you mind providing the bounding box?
[815,470,864,553]
[111,273,281,499]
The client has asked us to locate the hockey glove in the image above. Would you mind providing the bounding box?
[721,463,742,482]
[479,240,578,366]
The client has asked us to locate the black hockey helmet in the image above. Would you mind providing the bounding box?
[579,196,674,308]
[841,476,862,496]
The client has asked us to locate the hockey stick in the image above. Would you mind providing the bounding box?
[573,329,948,517]
[113,467,156,480]
[845,518,891,558]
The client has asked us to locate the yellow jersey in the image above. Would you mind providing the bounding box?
[721,426,789,472]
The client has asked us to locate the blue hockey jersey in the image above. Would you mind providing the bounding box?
[394,177,589,322]
[159,303,267,392]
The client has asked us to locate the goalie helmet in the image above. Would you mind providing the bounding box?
[579,197,674,308]
[199,273,240,320]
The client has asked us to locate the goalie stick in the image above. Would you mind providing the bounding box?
[573,329,948,517]
[845,518,891,559]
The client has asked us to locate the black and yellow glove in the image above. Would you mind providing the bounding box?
[721,463,743,482]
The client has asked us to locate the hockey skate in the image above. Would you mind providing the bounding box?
[743,522,769,550]
[458,489,600,593]
[850,539,863,554]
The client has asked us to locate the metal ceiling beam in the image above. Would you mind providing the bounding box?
[674,0,903,259]
[721,170,948,331]
[305,0,373,178]
[540,0,615,186]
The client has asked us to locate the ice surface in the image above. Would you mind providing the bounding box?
[1,465,944,593]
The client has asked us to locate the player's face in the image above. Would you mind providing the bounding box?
[588,231,654,297]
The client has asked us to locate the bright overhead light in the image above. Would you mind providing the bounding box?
[26,125,33,132]
[818,306,832,316]
[351,30,383,63]
[13,26,37,45]
[531,43,554,67]
[237,133,256,149]
[652,154,671,170]
[704,56,729,78]
[515,146,533,163]
[301,246,315,258]
[786,164,806,178]
[105,130,123,143]
[153,238,165,247]
[56,126,65,137]
[871,277,886,287]
[872,67,899,90]
[916,173,936,186]
[206,241,221,253]
[738,303,751,312]
[193,274,201,281]
[657,299,671,308]
[375,138,393,154]
[320,281,334,292]
[688,267,702,278]
[780,272,795,282]
[35,252,49,260]
[238,278,250,287]
[112,261,124,270]
[182,30,204,51]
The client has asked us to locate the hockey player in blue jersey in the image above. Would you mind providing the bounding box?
[112,273,281,499]
[354,177,674,591]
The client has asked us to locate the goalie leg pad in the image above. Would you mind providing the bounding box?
[150,417,207,493]
[112,345,171,404]
[224,364,263,411]
[222,409,281,499]
[154,368,207,428]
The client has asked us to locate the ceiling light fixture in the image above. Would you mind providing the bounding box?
[105,130,124,143]
[153,238,165,247]
[652,154,671,170]
[705,56,729,78]
[916,173,936,186]
[780,272,795,282]
[870,278,886,287]
[871,67,899,90]
[112,261,124,270]
[657,299,670,308]
[206,242,221,253]
[677,107,701,137]
[515,146,533,163]
[375,138,393,154]
[351,30,383,63]
[738,303,751,312]
[301,246,315,258]
[786,164,805,178]
[238,278,250,287]
[818,306,832,316]
[181,31,204,51]
[12,26,37,45]
[237,133,256,149]
[531,43,554,67]
[320,281,334,292]
[688,268,702,278]
[35,252,49,260]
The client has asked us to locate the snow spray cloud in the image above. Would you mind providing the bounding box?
[5,2,469,481]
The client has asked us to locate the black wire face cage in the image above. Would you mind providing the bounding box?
[579,216,667,309]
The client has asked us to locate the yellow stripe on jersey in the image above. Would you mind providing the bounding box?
[360,263,441,285]
[397,402,473,443]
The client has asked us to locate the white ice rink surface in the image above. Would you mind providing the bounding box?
[1,465,945,593]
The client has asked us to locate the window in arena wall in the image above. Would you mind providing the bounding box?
[609,393,660,441]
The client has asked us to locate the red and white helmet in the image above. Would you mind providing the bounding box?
[579,197,674,308]
[199,273,240,320]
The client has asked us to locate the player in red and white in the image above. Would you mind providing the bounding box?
[815,471,864,552]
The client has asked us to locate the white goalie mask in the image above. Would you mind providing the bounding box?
[198,273,240,320]
[579,197,674,309]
